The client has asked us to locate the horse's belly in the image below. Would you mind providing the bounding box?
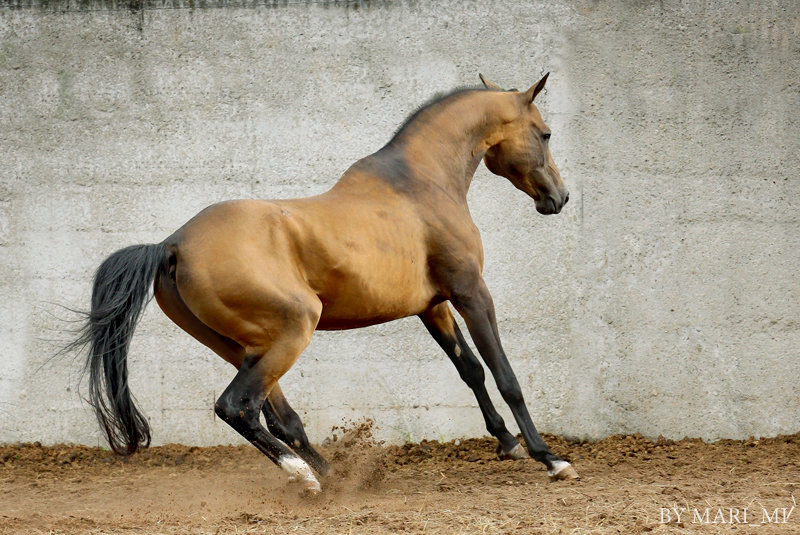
[313,256,436,330]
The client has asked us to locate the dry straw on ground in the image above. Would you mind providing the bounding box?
[1,424,798,534]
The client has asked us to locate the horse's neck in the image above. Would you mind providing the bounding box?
[386,92,507,201]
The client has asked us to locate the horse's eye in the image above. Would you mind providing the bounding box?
[542,133,551,141]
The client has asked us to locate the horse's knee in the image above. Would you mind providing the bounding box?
[496,375,524,406]
[457,358,486,388]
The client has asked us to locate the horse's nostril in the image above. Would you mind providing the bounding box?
[564,192,570,205]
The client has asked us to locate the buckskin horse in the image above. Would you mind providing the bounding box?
[68,73,577,494]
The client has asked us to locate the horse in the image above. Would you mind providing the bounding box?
[68,72,577,494]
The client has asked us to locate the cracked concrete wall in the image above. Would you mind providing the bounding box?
[1,0,798,447]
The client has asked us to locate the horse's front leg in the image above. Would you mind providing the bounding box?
[451,278,579,481]
[419,303,527,460]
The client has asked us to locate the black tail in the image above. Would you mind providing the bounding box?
[68,243,166,455]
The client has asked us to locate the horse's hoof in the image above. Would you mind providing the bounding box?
[284,466,322,495]
[301,482,322,497]
[547,460,579,481]
[283,456,322,495]
[291,474,322,496]
[498,443,529,460]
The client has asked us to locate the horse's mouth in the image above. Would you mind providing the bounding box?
[535,197,562,215]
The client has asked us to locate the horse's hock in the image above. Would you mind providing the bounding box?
[1,0,799,451]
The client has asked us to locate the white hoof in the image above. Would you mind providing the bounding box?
[280,456,322,495]
[547,460,579,481]
[301,479,322,496]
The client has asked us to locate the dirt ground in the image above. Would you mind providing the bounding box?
[1,423,798,534]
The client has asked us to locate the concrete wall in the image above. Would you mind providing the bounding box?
[1,0,798,447]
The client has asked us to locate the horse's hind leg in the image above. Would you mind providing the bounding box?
[214,327,321,493]
[157,272,327,490]
[215,353,320,494]
[213,297,323,494]
[156,272,327,476]
[155,271,246,365]
[419,303,526,459]
[263,384,330,476]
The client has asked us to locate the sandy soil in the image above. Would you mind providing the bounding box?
[1,424,799,534]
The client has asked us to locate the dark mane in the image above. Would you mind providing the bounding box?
[387,86,498,144]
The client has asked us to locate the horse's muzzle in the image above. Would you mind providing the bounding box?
[536,192,569,215]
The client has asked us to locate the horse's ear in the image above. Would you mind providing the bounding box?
[523,72,549,103]
[479,73,502,90]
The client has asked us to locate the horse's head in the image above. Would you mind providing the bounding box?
[480,73,568,215]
